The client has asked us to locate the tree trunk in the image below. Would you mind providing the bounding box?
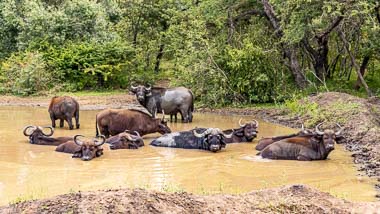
[338,29,372,96]
[314,38,329,80]
[262,0,307,88]
[354,55,370,90]
[154,44,165,73]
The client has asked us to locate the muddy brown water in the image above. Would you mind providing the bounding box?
[0,106,377,205]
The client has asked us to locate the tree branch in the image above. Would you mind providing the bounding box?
[317,16,344,40]
[232,9,267,23]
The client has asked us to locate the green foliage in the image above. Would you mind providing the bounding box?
[0,51,54,95]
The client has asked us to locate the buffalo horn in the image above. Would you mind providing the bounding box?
[94,135,106,146]
[238,118,244,127]
[193,128,211,138]
[130,85,138,91]
[74,135,85,146]
[42,126,54,136]
[145,84,151,91]
[23,125,36,136]
[161,110,166,121]
[335,123,344,136]
[315,123,324,135]
[218,128,234,138]
[134,131,141,138]
[251,119,259,128]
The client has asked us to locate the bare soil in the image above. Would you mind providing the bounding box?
[0,92,379,213]
[1,185,380,214]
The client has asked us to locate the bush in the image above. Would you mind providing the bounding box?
[0,51,54,95]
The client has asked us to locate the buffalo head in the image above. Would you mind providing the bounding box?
[23,125,54,144]
[237,118,259,140]
[130,84,152,103]
[193,128,233,152]
[73,135,106,161]
[107,131,144,150]
[315,123,344,151]
[157,112,171,134]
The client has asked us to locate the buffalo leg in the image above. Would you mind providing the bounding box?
[180,109,189,123]
[170,114,173,122]
[60,119,64,128]
[66,115,74,130]
[50,113,56,128]
[75,111,80,129]
[188,109,193,122]
[297,155,312,161]
[175,113,178,122]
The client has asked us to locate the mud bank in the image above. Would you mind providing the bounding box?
[1,185,380,213]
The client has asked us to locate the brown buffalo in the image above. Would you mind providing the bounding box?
[23,125,73,146]
[224,118,259,143]
[96,109,171,137]
[259,123,344,161]
[255,124,313,151]
[55,135,106,161]
[106,130,144,150]
[48,96,80,130]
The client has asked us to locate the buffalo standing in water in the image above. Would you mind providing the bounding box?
[258,123,344,161]
[96,109,171,137]
[130,85,194,123]
[151,128,233,152]
[106,131,144,150]
[23,125,73,146]
[55,135,106,161]
[48,96,80,130]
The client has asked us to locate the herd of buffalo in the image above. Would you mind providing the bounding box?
[22,85,345,161]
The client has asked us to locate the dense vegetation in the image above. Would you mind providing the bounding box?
[0,0,379,106]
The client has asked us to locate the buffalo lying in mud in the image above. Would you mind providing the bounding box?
[255,124,312,151]
[223,118,259,144]
[106,131,144,150]
[130,85,194,123]
[55,135,106,161]
[48,96,80,130]
[23,125,73,146]
[96,109,171,137]
[150,128,233,152]
[257,123,344,161]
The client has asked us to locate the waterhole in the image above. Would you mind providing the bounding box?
[0,106,376,205]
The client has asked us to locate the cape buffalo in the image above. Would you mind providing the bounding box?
[48,96,80,130]
[96,108,171,137]
[259,123,344,161]
[150,128,233,152]
[23,125,73,146]
[223,118,259,143]
[255,124,313,151]
[55,135,106,161]
[130,85,194,123]
[106,130,144,150]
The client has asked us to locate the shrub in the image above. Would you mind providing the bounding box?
[0,51,54,95]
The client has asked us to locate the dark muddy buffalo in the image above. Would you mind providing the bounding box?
[130,85,194,123]
[106,130,144,150]
[96,109,171,137]
[255,124,313,151]
[48,96,80,130]
[151,128,233,152]
[223,118,259,144]
[55,135,106,161]
[23,125,73,146]
[259,123,344,161]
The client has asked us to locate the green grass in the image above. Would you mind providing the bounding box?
[55,89,126,97]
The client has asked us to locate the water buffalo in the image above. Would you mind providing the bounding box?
[48,96,80,130]
[223,118,259,144]
[55,135,106,161]
[255,124,313,151]
[23,125,73,146]
[130,85,194,123]
[151,128,233,152]
[259,123,344,161]
[106,130,144,150]
[96,108,171,137]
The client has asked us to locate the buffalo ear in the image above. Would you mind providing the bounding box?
[335,135,344,143]
[96,147,104,157]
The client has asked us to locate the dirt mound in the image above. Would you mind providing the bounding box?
[1,185,379,213]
